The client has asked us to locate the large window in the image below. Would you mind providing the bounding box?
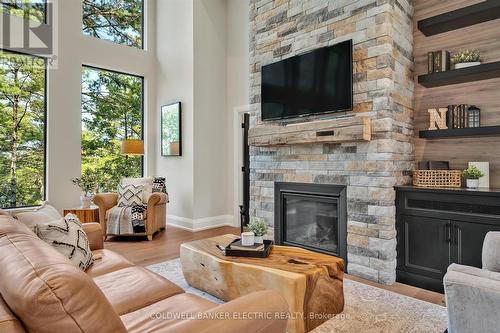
[82,0,143,49]
[0,50,46,208]
[1,0,46,23]
[81,66,143,192]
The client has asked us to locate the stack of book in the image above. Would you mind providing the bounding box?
[428,50,450,73]
[447,104,469,128]
[229,240,265,252]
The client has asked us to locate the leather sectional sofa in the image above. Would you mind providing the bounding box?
[0,216,288,333]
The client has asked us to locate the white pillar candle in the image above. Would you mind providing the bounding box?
[241,232,255,246]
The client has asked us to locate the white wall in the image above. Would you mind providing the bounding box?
[156,0,195,220]
[226,0,250,222]
[155,0,249,230]
[2,0,158,212]
[193,0,228,220]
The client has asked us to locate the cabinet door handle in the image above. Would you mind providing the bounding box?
[445,223,451,243]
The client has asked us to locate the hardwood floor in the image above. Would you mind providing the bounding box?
[104,225,445,306]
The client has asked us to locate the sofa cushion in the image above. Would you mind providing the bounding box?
[87,249,135,278]
[0,295,25,333]
[0,209,11,217]
[94,266,184,315]
[121,293,217,333]
[0,216,126,333]
[34,214,94,271]
[12,204,62,230]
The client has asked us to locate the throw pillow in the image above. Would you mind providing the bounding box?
[152,177,169,203]
[117,184,144,207]
[13,204,63,230]
[34,214,94,271]
[121,177,154,203]
[152,177,167,193]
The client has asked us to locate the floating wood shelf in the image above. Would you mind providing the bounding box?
[248,117,371,147]
[418,61,500,88]
[418,0,500,36]
[419,126,500,139]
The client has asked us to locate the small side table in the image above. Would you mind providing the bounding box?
[63,206,100,223]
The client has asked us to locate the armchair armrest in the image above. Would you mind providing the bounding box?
[163,290,289,333]
[444,265,500,333]
[82,222,104,251]
[94,193,118,211]
[93,193,118,232]
[147,192,168,206]
[483,232,500,272]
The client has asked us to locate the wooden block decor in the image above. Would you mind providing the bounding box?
[428,108,448,130]
[248,116,371,147]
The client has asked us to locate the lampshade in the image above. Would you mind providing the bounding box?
[121,139,144,155]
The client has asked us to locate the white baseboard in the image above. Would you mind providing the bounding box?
[167,214,237,232]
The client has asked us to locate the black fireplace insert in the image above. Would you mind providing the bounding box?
[274,182,347,261]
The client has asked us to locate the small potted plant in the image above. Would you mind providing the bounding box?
[71,171,99,208]
[245,217,268,244]
[451,49,481,69]
[462,165,485,189]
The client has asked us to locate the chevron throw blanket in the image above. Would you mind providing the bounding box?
[107,204,146,235]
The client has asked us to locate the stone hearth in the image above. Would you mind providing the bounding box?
[248,0,414,284]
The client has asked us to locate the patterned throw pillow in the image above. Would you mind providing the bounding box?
[152,177,169,202]
[118,184,144,207]
[34,214,94,271]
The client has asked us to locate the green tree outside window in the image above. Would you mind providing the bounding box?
[81,66,143,193]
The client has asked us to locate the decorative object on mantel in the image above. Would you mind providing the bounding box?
[468,162,490,188]
[413,170,461,188]
[71,172,99,208]
[248,116,371,147]
[467,105,481,128]
[451,49,481,69]
[462,165,485,189]
[244,217,268,244]
[428,108,448,130]
[427,50,450,73]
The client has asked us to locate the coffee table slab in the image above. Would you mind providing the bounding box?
[180,234,344,333]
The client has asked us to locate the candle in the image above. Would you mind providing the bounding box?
[241,232,255,246]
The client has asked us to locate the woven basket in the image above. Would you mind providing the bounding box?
[413,170,462,188]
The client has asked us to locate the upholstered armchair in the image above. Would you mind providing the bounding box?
[94,177,168,241]
[444,232,500,333]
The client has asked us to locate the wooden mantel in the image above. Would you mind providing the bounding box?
[248,116,372,147]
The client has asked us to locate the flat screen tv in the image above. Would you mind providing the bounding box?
[261,40,353,121]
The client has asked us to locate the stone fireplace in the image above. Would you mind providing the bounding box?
[275,182,347,261]
[248,0,414,284]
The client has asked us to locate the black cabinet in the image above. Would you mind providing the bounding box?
[396,186,500,293]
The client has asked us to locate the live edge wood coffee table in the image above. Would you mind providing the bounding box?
[180,234,344,333]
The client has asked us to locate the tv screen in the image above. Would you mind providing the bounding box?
[261,40,353,121]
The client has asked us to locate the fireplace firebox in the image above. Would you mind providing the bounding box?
[274,182,347,261]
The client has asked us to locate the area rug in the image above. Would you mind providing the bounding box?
[147,259,447,333]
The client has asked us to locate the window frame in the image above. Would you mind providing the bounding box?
[0,48,48,209]
[81,64,145,178]
[82,0,145,50]
[1,0,48,24]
